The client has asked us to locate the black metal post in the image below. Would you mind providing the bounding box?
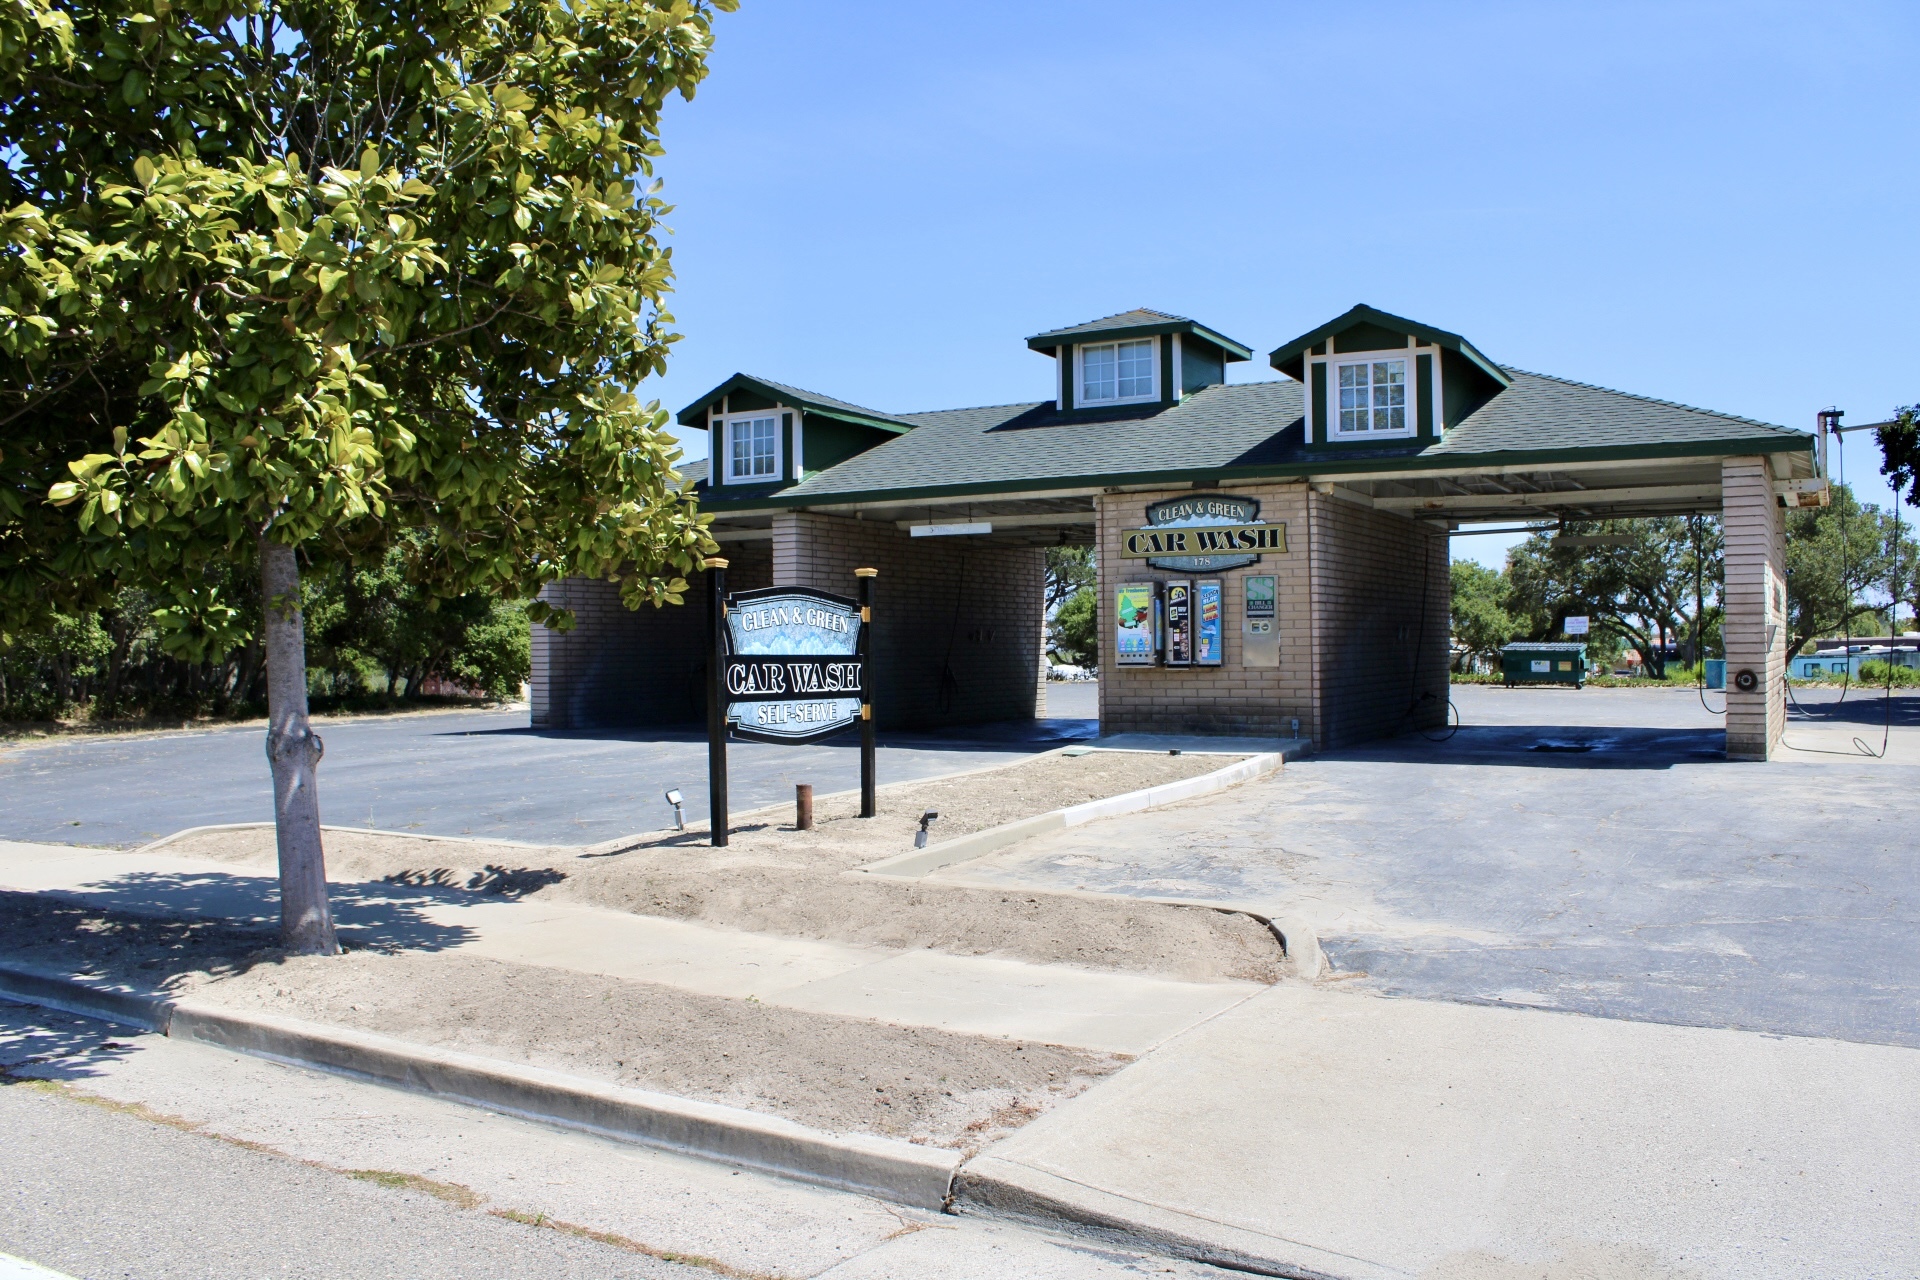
[705,557,729,846]
[856,567,877,818]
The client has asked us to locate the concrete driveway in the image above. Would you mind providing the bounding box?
[0,706,1095,849]
[947,683,1920,1048]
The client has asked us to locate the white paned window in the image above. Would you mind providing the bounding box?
[1334,358,1409,436]
[726,413,780,481]
[1080,338,1157,404]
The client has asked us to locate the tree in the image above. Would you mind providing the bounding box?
[1045,545,1094,612]
[1784,484,1916,655]
[1881,406,1920,509]
[1049,585,1096,669]
[1506,518,1721,679]
[2,0,726,951]
[1447,559,1513,671]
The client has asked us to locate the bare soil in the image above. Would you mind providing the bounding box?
[0,892,1123,1149]
[164,750,1284,983]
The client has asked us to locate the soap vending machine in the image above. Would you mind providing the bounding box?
[1115,581,1160,666]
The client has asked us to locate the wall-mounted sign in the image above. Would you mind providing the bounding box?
[1121,494,1286,571]
[723,587,864,744]
[1165,580,1194,666]
[1195,580,1223,665]
[1115,582,1158,666]
[1243,574,1278,668]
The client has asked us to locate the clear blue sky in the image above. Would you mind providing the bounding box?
[645,1,1919,571]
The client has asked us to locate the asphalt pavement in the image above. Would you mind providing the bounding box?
[949,683,1920,1048]
[0,687,1098,848]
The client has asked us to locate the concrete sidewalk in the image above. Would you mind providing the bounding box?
[962,984,1920,1278]
[0,841,1257,1056]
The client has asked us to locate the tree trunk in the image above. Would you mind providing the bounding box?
[260,536,339,956]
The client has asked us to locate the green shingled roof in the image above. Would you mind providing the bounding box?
[699,370,1809,509]
[1024,309,1253,360]
[675,373,916,433]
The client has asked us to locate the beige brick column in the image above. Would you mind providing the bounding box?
[1722,456,1787,760]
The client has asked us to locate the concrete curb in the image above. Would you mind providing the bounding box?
[858,750,1287,880]
[0,961,175,1034]
[0,964,957,1209]
[136,822,554,856]
[953,1155,1385,1280]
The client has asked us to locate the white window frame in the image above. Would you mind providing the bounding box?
[722,410,783,483]
[1328,350,1415,440]
[1075,336,1159,407]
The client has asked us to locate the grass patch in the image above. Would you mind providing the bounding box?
[490,1209,771,1279]
[347,1168,484,1209]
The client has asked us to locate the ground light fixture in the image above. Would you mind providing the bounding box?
[665,788,686,832]
[914,810,940,849]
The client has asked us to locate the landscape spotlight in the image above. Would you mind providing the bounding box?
[914,810,940,850]
[665,788,686,832]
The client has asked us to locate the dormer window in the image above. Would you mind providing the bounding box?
[726,412,781,481]
[1333,356,1410,438]
[1078,338,1157,405]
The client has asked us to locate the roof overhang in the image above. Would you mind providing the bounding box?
[675,373,914,434]
[1268,304,1510,386]
[1026,318,1253,361]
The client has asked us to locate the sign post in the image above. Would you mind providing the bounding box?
[705,556,730,847]
[856,568,878,818]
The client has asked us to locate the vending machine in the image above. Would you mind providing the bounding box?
[1114,581,1160,666]
[1243,575,1278,667]
[1195,580,1224,665]
[1164,580,1193,666]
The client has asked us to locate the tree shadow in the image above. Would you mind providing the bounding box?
[1324,724,1729,770]
[0,998,148,1082]
[1,870,482,959]
[382,865,567,898]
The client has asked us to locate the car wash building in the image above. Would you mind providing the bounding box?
[532,305,1821,760]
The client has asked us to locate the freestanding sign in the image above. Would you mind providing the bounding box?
[705,561,877,846]
[724,588,864,744]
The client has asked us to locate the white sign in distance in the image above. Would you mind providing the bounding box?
[1564,616,1590,635]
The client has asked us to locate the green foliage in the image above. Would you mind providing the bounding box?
[0,564,528,720]
[1045,546,1095,611]
[1881,406,1920,510]
[1783,484,1915,657]
[1858,659,1920,687]
[1,0,728,631]
[1505,518,1721,678]
[1447,559,1514,670]
[1049,586,1097,669]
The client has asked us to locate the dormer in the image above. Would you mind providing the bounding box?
[1026,309,1252,414]
[676,374,914,491]
[1268,305,1509,448]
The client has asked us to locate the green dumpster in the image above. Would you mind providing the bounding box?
[1500,642,1587,688]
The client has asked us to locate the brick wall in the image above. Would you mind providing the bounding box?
[1307,491,1451,749]
[529,542,772,729]
[1097,483,1317,738]
[772,512,1045,730]
[1722,455,1786,760]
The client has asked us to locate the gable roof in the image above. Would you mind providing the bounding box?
[698,371,1809,510]
[1267,304,1509,386]
[675,373,916,434]
[1025,309,1253,361]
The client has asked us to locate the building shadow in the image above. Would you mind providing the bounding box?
[1324,723,1729,770]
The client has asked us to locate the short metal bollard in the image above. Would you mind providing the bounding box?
[795,783,813,831]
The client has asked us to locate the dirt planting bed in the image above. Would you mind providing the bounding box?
[164,749,1285,983]
[0,893,1124,1149]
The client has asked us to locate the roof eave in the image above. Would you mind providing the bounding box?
[1025,321,1253,361]
[736,434,1815,511]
